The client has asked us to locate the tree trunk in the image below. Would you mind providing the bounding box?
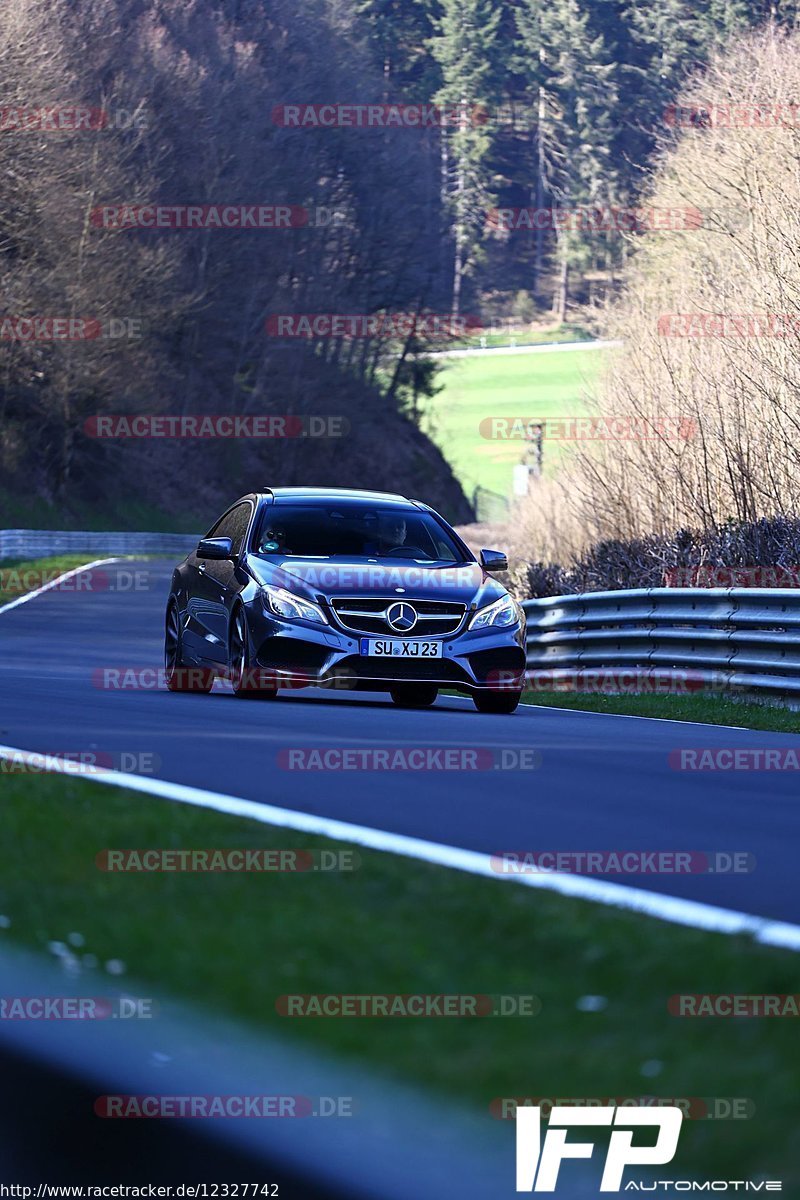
[534,51,546,283]
[554,245,568,323]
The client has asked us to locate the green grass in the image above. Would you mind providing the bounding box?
[0,773,798,1184]
[0,486,203,533]
[0,555,105,605]
[420,347,607,499]
[522,689,800,733]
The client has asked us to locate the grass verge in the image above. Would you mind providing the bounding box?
[522,689,800,733]
[0,773,797,1184]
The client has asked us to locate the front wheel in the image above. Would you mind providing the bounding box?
[390,684,438,708]
[165,602,213,693]
[473,690,522,714]
[229,607,277,699]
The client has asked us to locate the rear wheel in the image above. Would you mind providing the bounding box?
[390,684,438,708]
[229,607,277,699]
[165,601,213,693]
[473,690,522,714]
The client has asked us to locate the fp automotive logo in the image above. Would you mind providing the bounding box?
[515,1105,683,1192]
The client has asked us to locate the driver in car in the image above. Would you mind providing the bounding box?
[364,513,409,556]
[379,514,407,552]
[259,526,290,555]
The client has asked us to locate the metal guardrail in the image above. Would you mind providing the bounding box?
[0,528,199,560]
[522,586,800,695]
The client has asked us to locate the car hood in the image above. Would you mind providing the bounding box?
[247,556,507,607]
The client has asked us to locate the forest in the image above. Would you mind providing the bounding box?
[1,0,799,525]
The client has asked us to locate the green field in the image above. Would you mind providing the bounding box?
[420,347,608,501]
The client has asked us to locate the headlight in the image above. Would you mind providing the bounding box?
[262,585,328,626]
[469,595,519,631]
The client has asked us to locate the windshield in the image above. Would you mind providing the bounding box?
[253,504,468,562]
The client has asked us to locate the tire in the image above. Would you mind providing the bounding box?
[229,606,277,699]
[390,684,438,708]
[473,690,522,714]
[165,601,213,693]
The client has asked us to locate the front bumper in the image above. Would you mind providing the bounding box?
[248,601,526,693]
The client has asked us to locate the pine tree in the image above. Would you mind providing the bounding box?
[428,0,502,317]
[516,0,619,318]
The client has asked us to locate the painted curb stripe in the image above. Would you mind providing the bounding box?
[0,557,123,616]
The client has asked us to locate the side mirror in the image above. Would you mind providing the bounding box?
[480,548,508,573]
[197,536,233,561]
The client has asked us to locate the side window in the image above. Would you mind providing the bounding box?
[207,503,252,555]
[228,503,253,555]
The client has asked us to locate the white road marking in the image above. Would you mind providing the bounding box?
[1,742,798,953]
[519,699,771,733]
[0,557,123,616]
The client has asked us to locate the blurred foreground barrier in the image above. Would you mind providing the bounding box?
[0,942,518,1196]
[0,529,199,560]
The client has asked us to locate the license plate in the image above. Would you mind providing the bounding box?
[360,638,443,658]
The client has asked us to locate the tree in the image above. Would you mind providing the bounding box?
[515,0,619,319]
[428,0,501,317]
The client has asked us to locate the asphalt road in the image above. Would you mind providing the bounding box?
[2,559,799,922]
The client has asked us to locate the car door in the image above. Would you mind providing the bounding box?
[194,501,253,662]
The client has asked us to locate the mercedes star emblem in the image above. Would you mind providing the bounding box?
[387,601,418,632]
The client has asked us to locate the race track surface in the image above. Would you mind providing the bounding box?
[1,560,798,922]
